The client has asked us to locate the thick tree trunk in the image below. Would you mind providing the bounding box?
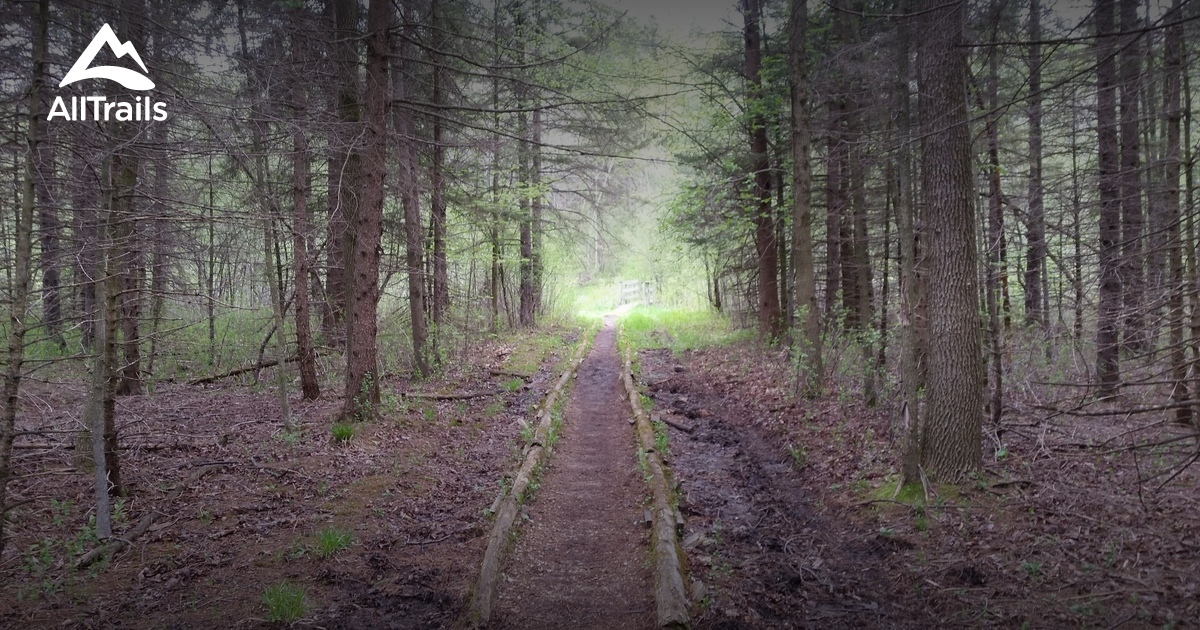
[916,0,983,482]
[1095,0,1122,398]
[1118,0,1144,352]
[789,0,821,397]
[323,0,361,346]
[743,0,782,339]
[341,0,390,422]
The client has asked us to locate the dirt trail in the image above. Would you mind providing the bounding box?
[493,318,653,629]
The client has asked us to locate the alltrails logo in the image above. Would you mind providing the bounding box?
[48,23,167,121]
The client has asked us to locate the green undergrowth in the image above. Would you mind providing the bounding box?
[620,306,749,354]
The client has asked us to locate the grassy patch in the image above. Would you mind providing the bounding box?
[500,328,571,376]
[331,422,356,444]
[311,526,355,558]
[621,306,749,353]
[261,581,307,622]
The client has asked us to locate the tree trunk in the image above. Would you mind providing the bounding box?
[1,0,49,556]
[341,0,390,422]
[789,0,821,398]
[323,0,361,346]
[743,0,782,339]
[395,7,431,378]
[1025,0,1046,327]
[430,0,449,341]
[291,19,320,400]
[916,0,983,482]
[1095,0,1122,398]
[1118,0,1144,353]
[1162,0,1189,423]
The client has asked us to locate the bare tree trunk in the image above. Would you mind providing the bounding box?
[36,117,63,349]
[1162,0,1190,423]
[1118,0,1144,353]
[916,0,983,482]
[291,13,320,401]
[430,0,449,341]
[516,4,534,329]
[395,7,430,378]
[1025,0,1046,327]
[983,23,1005,427]
[324,0,361,346]
[341,0,390,422]
[789,0,821,398]
[1,0,49,555]
[743,0,782,339]
[112,147,142,397]
[1096,0,1122,398]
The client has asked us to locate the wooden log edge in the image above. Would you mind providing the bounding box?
[620,335,690,629]
[468,331,592,628]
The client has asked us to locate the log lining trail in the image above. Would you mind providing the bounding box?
[492,317,654,628]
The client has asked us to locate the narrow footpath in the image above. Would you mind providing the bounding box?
[493,318,654,628]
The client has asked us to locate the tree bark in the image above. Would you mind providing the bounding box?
[1,0,49,556]
[1095,0,1122,398]
[789,0,821,398]
[1118,0,1144,352]
[394,6,431,378]
[430,0,449,341]
[290,13,320,401]
[1162,0,1189,423]
[1025,0,1047,327]
[323,0,361,346]
[743,0,782,339]
[916,0,983,482]
[341,0,390,422]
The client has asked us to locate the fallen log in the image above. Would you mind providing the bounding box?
[404,390,499,401]
[469,331,592,628]
[188,355,298,385]
[621,336,690,629]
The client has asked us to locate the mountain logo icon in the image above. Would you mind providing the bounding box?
[59,23,154,91]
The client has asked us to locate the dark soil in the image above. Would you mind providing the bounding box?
[639,341,1200,629]
[493,319,654,628]
[0,329,578,629]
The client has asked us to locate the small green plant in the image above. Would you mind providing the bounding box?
[786,443,808,468]
[652,419,669,454]
[1020,560,1043,577]
[422,405,437,422]
[502,377,523,392]
[261,581,308,622]
[331,422,356,444]
[198,508,214,525]
[312,526,355,558]
[280,430,301,447]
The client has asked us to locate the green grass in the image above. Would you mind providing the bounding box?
[500,328,571,376]
[620,306,749,353]
[261,582,308,622]
[311,526,355,558]
[331,422,356,443]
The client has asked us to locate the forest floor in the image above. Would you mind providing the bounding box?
[3,311,1199,629]
[0,324,582,629]
[637,337,1200,628]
